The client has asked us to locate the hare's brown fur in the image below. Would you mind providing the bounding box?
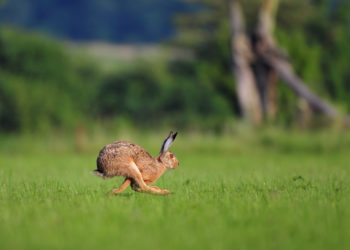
[94,132,178,195]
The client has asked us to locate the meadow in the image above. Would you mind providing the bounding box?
[0,129,349,250]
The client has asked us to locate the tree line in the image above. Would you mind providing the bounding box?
[1,0,349,132]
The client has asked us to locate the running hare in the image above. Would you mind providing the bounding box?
[93,131,178,195]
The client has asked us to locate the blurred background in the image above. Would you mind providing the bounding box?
[0,0,349,138]
[1,2,350,249]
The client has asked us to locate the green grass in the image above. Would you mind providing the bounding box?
[0,130,350,250]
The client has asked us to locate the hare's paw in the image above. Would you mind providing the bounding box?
[160,189,170,195]
[112,188,123,194]
[151,186,170,195]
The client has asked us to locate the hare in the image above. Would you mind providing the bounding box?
[93,131,179,195]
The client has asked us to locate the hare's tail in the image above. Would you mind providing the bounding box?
[92,169,108,179]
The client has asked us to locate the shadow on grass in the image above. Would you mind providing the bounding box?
[105,192,134,198]
[105,191,176,198]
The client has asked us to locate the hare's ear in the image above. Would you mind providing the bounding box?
[160,131,178,153]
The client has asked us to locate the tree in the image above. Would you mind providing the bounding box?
[231,0,343,125]
[174,0,349,126]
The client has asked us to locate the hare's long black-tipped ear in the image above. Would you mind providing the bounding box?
[160,131,178,153]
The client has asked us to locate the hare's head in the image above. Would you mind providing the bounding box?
[158,131,179,169]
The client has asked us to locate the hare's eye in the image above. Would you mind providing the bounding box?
[169,154,174,159]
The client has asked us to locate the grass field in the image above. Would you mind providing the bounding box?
[0,129,349,250]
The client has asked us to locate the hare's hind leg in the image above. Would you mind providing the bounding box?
[112,178,131,194]
[129,162,170,195]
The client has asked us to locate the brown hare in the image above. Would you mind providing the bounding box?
[93,131,179,195]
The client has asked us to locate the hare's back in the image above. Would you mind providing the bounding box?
[97,140,148,166]
[98,141,140,159]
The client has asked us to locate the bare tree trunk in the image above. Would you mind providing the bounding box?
[256,0,279,47]
[230,1,263,125]
[254,0,280,120]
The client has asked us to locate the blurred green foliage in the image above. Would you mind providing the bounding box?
[0,28,97,132]
[0,0,349,133]
[274,0,350,118]
[0,27,232,132]
[97,64,232,129]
